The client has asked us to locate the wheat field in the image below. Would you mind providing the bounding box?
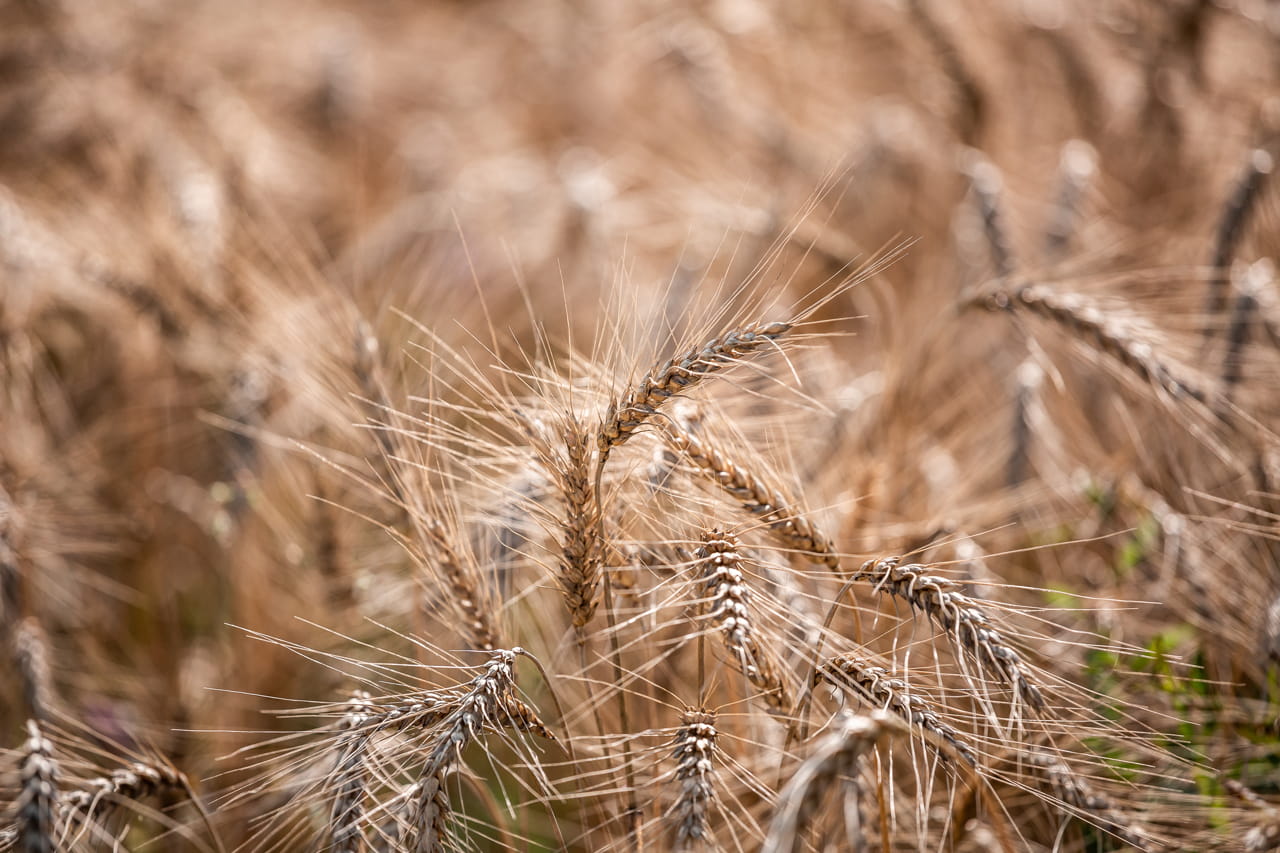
[2,1,1280,850]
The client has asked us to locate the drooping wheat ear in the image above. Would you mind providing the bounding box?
[974,282,1209,404]
[597,320,791,464]
[62,757,189,837]
[761,711,891,853]
[408,649,550,852]
[1044,140,1096,260]
[814,653,977,767]
[967,158,1016,279]
[695,531,793,717]
[328,691,375,853]
[670,709,718,851]
[1224,779,1280,852]
[853,557,1046,712]
[1205,149,1273,338]
[668,424,840,572]
[15,720,58,853]
[556,424,604,629]
[406,773,450,853]
[1028,749,1155,851]
[11,618,53,723]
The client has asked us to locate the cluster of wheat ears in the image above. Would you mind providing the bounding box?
[3,1,1280,851]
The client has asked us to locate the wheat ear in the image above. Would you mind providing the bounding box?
[597,320,790,464]
[853,557,1046,711]
[974,282,1209,404]
[407,649,549,852]
[668,424,840,572]
[1028,749,1155,851]
[814,653,977,766]
[328,691,375,853]
[556,423,604,629]
[1225,779,1280,851]
[695,531,793,717]
[416,515,501,652]
[670,709,718,851]
[967,158,1016,279]
[11,618,53,724]
[15,721,58,853]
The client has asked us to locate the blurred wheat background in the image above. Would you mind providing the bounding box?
[2,0,1280,850]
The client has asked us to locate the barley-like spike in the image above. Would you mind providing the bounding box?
[762,711,890,853]
[669,424,840,572]
[1028,750,1156,851]
[61,756,188,841]
[1205,149,1273,337]
[975,282,1209,404]
[854,557,1046,711]
[815,653,978,766]
[557,425,604,629]
[671,709,718,851]
[695,531,793,717]
[408,774,450,853]
[15,720,58,853]
[327,691,376,853]
[598,320,791,461]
